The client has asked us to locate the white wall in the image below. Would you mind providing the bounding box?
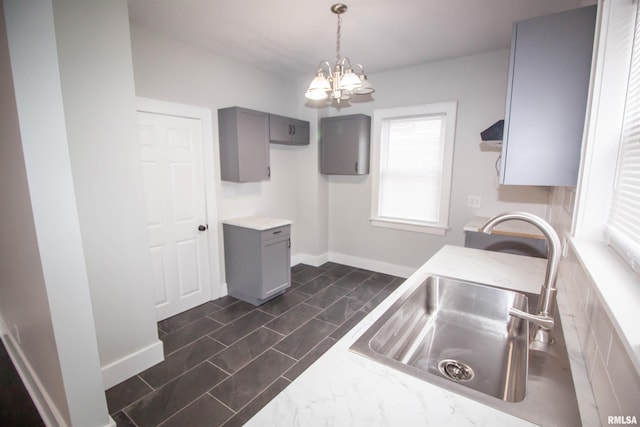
[321,50,550,271]
[51,0,162,389]
[0,3,70,424]
[2,0,113,425]
[129,26,323,277]
[130,29,551,274]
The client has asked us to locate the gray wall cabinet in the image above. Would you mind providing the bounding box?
[223,223,291,306]
[320,114,371,175]
[218,107,270,182]
[269,114,310,145]
[500,5,596,186]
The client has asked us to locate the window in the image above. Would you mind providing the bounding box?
[604,2,640,275]
[370,102,457,235]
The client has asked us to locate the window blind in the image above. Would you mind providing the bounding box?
[378,115,446,223]
[604,2,640,274]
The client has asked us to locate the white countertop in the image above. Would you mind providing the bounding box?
[247,245,598,427]
[464,216,545,239]
[222,216,292,231]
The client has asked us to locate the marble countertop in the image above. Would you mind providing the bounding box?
[464,216,545,239]
[222,216,292,231]
[247,245,598,426]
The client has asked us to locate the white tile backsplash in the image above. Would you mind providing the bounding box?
[550,187,640,424]
[608,332,640,417]
[591,353,623,424]
[584,327,599,380]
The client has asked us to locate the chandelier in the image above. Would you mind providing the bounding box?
[304,3,375,103]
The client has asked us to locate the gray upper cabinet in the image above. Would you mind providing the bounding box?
[218,107,270,182]
[269,114,310,145]
[320,114,371,175]
[500,5,596,186]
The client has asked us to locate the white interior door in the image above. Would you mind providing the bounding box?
[137,110,211,320]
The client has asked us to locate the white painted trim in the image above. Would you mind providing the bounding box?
[101,340,164,390]
[328,252,415,279]
[292,252,414,278]
[0,317,69,427]
[292,252,330,267]
[135,97,224,301]
[369,218,448,236]
[369,102,458,233]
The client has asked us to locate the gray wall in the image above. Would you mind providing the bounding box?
[129,26,323,278]
[322,50,550,271]
[0,3,71,424]
[51,0,162,388]
[1,0,114,424]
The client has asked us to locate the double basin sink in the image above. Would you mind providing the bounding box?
[350,275,581,426]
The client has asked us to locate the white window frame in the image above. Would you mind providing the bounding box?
[572,0,640,365]
[369,102,457,235]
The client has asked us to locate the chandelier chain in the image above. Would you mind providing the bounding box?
[336,13,342,62]
[304,3,374,102]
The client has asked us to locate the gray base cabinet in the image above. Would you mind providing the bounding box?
[500,6,596,186]
[218,107,270,182]
[269,114,310,145]
[464,231,547,259]
[223,223,291,306]
[320,114,371,175]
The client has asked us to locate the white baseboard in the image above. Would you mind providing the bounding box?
[101,340,164,389]
[328,252,416,278]
[292,252,329,267]
[292,251,415,278]
[0,316,70,427]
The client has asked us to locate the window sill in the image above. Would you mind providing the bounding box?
[370,218,448,236]
[570,237,640,373]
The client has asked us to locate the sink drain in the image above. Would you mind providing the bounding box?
[438,359,474,382]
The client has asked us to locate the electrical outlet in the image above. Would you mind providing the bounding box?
[468,195,481,208]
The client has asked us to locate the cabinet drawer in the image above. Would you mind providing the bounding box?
[261,226,290,242]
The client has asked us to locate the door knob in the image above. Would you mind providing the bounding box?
[198,225,207,231]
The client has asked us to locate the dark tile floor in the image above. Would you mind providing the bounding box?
[106,262,403,427]
[0,339,45,426]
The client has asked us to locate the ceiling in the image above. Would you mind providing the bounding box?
[127,0,588,78]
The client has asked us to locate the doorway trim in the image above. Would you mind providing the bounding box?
[136,97,224,309]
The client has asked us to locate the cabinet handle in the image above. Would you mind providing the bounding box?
[289,124,292,135]
[273,230,282,235]
[292,125,296,135]
[355,161,358,172]
[267,166,271,177]
[288,238,291,248]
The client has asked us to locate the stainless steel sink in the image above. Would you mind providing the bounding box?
[350,275,582,426]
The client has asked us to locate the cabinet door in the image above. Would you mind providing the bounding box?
[218,107,270,182]
[269,114,310,145]
[320,114,370,175]
[290,119,310,145]
[237,108,270,182]
[261,236,290,299]
[501,6,596,186]
[269,114,292,144]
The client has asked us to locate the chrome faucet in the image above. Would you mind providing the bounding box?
[480,212,561,344]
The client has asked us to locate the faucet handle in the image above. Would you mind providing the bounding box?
[508,307,554,330]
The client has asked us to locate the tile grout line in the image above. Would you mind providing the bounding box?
[110,266,401,426]
[158,303,226,335]
[122,359,227,422]
[222,373,293,422]
[136,373,155,391]
[208,336,285,378]
[207,315,276,349]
